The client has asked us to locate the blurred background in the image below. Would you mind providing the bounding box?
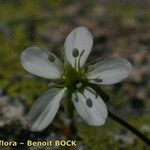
[0,0,149,149]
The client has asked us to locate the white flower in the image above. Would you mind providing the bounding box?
[20,26,132,131]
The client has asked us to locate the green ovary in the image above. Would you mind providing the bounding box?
[63,63,86,92]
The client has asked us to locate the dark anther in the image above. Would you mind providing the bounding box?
[72,48,79,57]
[49,54,55,62]
[86,98,93,108]
[94,79,103,82]
[95,93,98,98]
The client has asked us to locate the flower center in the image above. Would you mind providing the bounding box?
[63,63,86,92]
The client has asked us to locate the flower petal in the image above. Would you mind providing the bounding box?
[87,57,132,85]
[64,26,93,68]
[72,87,108,126]
[20,47,62,79]
[27,88,65,131]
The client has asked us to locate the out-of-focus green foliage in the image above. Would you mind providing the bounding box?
[77,123,119,150]
[0,0,66,103]
[0,23,47,104]
[77,117,150,150]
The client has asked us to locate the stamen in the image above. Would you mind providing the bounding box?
[90,57,105,65]
[49,54,55,62]
[72,48,79,57]
[95,93,98,98]
[72,48,79,69]
[74,93,79,102]
[48,82,56,86]
[78,50,85,70]
[82,93,93,108]
[87,87,98,99]
[86,87,96,95]
[94,79,103,82]
[80,50,85,57]
[62,75,65,79]
[86,98,93,108]
[75,97,78,102]
[74,57,77,69]
[87,65,95,72]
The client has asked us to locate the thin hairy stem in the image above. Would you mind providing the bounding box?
[108,111,150,146]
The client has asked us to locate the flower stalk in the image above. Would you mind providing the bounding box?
[108,111,150,146]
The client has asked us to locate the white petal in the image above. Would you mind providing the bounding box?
[87,57,132,85]
[27,88,65,131]
[64,26,93,68]
[20,47,62,79]
[72,87,108,126]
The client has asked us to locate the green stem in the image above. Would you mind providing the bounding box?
[64,91,75,119]
[108,111,150,146]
